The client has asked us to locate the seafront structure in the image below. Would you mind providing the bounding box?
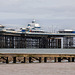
[0,29,74,48]
[0,20,75,63]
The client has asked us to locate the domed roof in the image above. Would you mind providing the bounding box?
[32,19,36,23]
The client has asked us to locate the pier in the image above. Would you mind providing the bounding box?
[0,31,75,48]
[0,30,75,63]
[0,49,75,63]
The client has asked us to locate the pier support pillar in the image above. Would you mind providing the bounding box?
[13,57,16,63]
[68,57,70,62]
[39,57,41,63]
[58,57,61,62]
[72,57,74,62]
[24,57,26,63]
[44,57,47,63]
[61,37,63,49]
[6,57,9,64]
[54,57,56,62]
[29,57,32,63]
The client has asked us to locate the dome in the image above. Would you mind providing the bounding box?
[32,19,36,23]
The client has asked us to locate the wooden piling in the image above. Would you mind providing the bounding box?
[54,57,56,62]
[39,57,41,63]
[24,57,26,63]
[29,57,32,63]
[58,57,61,62]
[13,57,16,63]
[6,57,9,64]
[68,57,70,62]
[72,57,74,62]
[44,57,47,63]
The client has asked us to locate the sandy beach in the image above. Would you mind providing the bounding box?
[0,63,75,75]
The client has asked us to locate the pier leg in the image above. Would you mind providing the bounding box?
[6,57,9,64]
[54,57,56,62]
[29,57,32,63]
[24,57,26,63]
[72,57,74,62]
[39,57,41,63]
[44,57,47,63]
[68,57,70,62]
[13,57,16,63]
[58,57,61,62]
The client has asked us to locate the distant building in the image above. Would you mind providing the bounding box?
[27,20,44,33]
[0,24,5,31]
[59,29,75,33]
[20,20,44,33]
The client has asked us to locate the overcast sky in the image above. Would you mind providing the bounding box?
[0,0,75,32]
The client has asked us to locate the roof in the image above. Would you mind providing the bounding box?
[26,32,75,36]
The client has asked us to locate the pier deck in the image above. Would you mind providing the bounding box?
[0,49,75,64]
[0,48,75,54]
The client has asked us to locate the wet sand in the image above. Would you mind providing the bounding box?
[0,63,75,75]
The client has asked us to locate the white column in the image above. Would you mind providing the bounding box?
[61,37,63,49]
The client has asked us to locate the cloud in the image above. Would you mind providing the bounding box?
[0,0,75,20]
[0,0,75,31]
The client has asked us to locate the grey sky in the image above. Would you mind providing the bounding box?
[0,0,75,32]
